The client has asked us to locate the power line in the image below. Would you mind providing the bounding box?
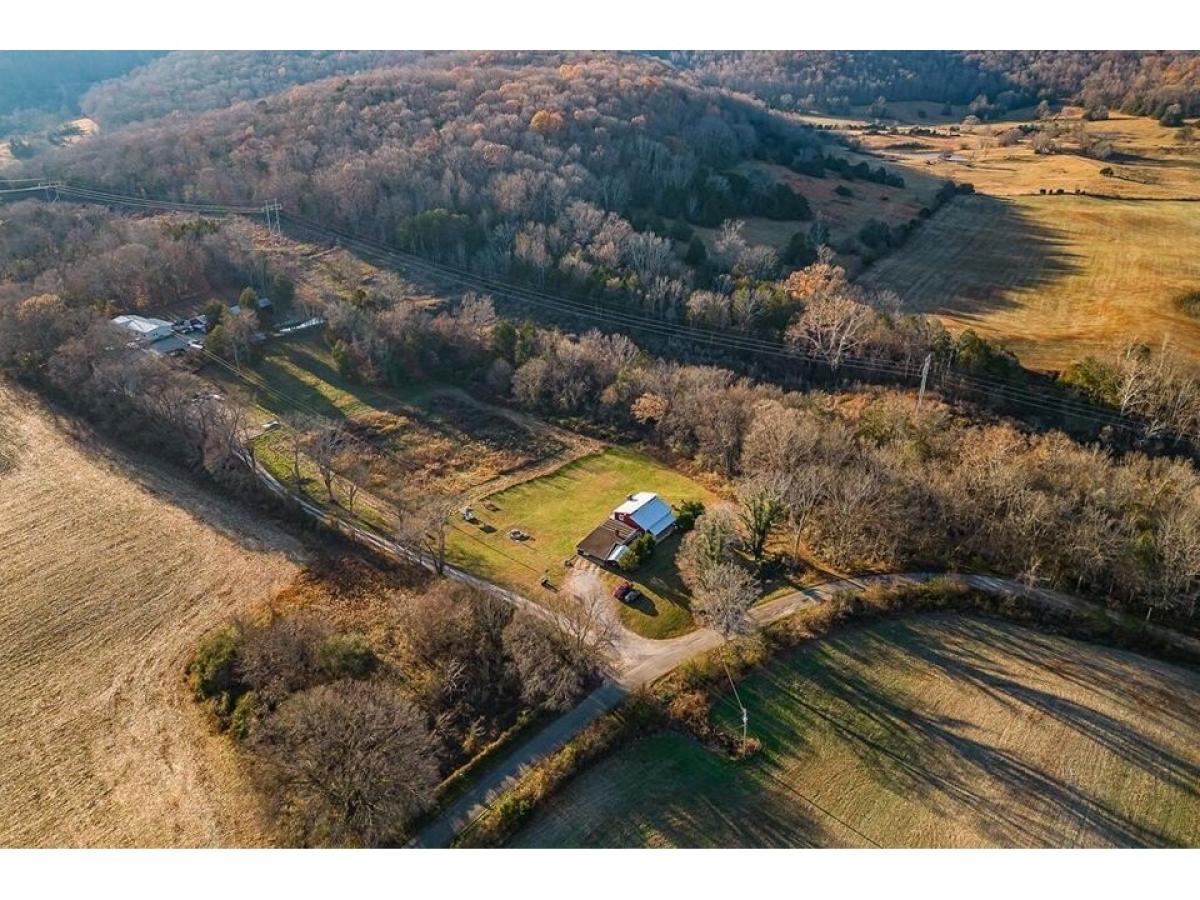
[19,179,1149,433]
[65,185,1134,426]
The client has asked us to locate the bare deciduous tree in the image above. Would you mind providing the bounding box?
[547,570,618,672]
[254,680,439,847]
[693,562,758,640]
[310,425,346,502]
[786,292,876,370]
[401,494,456,575]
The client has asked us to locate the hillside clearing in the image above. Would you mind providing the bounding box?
[512,614,1200,848]
[213,336,585,507]
[858,193,1200,370]
[0,385,303,847]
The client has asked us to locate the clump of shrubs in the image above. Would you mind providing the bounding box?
[618,532,657,572]
[186,617,379,735]
[674,499,705,533]
[186,626,241,717]
[318,632,378,679]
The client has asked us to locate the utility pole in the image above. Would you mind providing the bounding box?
[915,352,932,414]
[721,647,749,756]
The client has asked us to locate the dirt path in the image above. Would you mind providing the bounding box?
[0,388,305,847]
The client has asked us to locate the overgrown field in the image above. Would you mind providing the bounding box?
[859,193,1200,370]
[215,336,578,506]
[0,384,302,847]
[512,614,1200,848]
[445,447,722,639]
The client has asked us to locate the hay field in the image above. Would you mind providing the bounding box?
[858,113,1200,200]
[513,614,1200,848]
[0,385,303,847]
[858,193,1200,370]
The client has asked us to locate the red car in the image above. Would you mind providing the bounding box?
[613,581,641,603]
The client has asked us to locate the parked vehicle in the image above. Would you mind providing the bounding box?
[613,581,640,603]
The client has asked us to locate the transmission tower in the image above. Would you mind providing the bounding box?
[263,200,282,238]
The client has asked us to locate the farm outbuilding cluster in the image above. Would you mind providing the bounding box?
[111,314,192,355]
[576,492,676,565]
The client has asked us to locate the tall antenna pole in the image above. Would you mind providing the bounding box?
[915,352,932,414]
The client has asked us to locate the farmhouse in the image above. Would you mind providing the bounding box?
[613,492,676,540]
[576,492,676,565]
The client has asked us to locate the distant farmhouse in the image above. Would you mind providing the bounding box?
[577,492,676,565]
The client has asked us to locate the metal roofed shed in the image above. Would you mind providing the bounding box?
[576,518,640,564]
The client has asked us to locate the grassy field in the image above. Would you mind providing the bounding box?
[686,159,943,268]
[855,111,1200,200]
[858,193,1200,370]
[213,335,577,508]
[0,383,302,847]
[445,447,722,639]
[512,614,1200,848]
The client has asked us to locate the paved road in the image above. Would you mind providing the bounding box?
[247,459,1200,849]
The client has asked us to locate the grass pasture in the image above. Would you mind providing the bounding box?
[445,447,722,639]
[512,614,1200,848]
[858,193,1200,370]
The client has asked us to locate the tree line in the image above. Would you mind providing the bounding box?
[675,51,1200,121]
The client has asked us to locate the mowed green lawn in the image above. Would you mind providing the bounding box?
[512,614,1200,848]
[446,447,722,639]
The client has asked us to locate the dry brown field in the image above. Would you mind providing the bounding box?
[0,384,303,847]
[858,193,1200,371]
[857,111,1200,200]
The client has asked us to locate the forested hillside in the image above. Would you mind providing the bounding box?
[679,51,1200,119]
[79,50,427,127]
[0,51,162,123]
[36,53,849,317]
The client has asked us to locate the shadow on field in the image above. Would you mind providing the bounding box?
[514,730,841,849]
[863,194,1085,319]
[739,615,1196,847]
[38,397,308,566]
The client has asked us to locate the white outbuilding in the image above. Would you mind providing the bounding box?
[111,314,174,343]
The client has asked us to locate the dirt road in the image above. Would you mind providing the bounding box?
[0,388,304,847]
